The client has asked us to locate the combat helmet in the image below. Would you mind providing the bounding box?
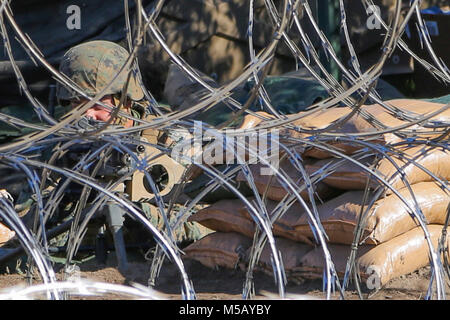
[56,40,144,103]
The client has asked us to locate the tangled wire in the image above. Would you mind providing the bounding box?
[0,0,448,300]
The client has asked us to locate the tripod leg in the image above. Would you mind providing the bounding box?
[103,203,128,273]
[95,226,107,265]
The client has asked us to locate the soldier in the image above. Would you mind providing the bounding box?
[55,40,211,250]
[56,40,146,127]
[0,40,211,267]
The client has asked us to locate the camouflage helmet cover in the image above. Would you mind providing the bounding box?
[56,40,144,101]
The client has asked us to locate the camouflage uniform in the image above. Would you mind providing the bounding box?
[57,40,144,102]
[56,40,145,127]
[56,40,211,243]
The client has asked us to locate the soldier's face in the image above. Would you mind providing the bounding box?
[84,95,115,122]
[72,95,133,127]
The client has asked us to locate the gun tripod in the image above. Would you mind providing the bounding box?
[98,201,129,273]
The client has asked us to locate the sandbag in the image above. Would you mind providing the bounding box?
[177,100,448,166]
[297,225,449,287]
[183,232,252,270]
[184,164,254,203]
[296,243,374,280]
[237,98,448,133]
[357,224,449,287]
[189,198,312,244]
[0,222,14,246]
[240,239,372,281]
[237,111,272,130]
[381,99,450,122]
[282,106,381,159]
[236,159,338,202]
[245,237,312,283]
[188,199,256,238]
[239,198,313,244]
[285,99,449,159]
[294,191,371,245]
[305,146,450,192]
[303,142,368,160]
[305,157,377,190]
[294,182,450,245]
[376,145,450,192]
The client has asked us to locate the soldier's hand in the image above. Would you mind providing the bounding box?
[0,189,14,203]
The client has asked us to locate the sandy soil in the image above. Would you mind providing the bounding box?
[0,250,448,300]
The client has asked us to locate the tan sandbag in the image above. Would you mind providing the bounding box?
[286,106,364,135]
[238,111,272,129]
[236,159,338,202]
[294,182,450,244]
[360,99,450,132]
[283,106,381,159]
[183,232,252,270]
[305,156,377,190]
[294,191,372,245]
[296,243,374,279]
[245,237,312,280]
[358,224,449,287]
[287,100,449,159]
[189,198,312,244]
[249,238,372,282]
[305,146,450,192]
[0,222,15,246]
[368,182,450,242]
[188,199,256,238]
[303,143,366,159]
[376,145,450,192]
[383,99,450,123]
[239,198,313,244]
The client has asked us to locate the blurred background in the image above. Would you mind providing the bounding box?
[0,0,448,108]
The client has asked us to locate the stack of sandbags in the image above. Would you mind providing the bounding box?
[183,191,449,288]
[183,160,450,287]
[282,99,450,147]
[182,99,450,289]
[235,157,339,202]
[187,99,449,179]
[304,146,450,192]
[183,232,252,270]
[183,196,316,279]
[295,225,449,287]
[245,237,313,284]
[187,198,311,244]
[293,182,450,245]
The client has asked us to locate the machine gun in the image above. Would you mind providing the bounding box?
[59,116,184,202]
[51,117,185,272]
[0,117,186,272]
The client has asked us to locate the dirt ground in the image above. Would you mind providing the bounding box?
[0,249,448,300]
